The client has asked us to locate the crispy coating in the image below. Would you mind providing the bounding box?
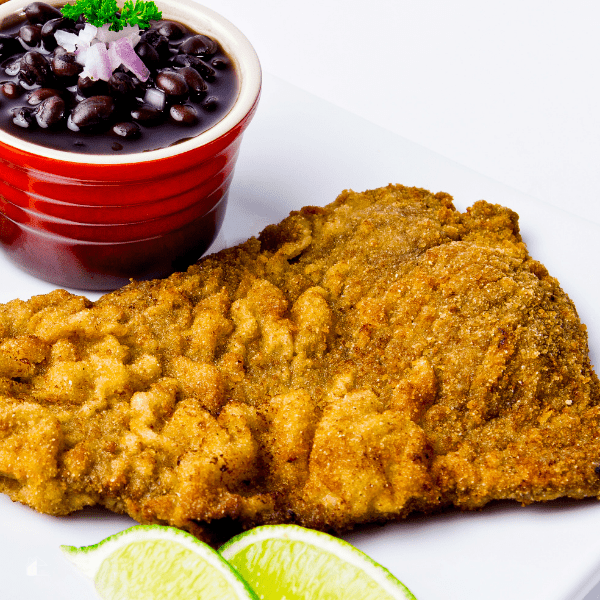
[1,184,599,543]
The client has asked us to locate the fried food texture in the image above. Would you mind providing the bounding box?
[1,184,599,543]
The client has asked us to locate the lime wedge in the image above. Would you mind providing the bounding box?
[61,524,259,600]
[219,525,416,600]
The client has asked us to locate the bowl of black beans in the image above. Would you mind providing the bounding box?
[0,0,261,290]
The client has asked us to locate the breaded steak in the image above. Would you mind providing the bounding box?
[1,184,599,544]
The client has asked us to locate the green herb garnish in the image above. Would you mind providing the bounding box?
[61,0,162,31]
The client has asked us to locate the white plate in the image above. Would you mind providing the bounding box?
[2,73,600,600]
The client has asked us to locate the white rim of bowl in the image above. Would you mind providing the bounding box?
[0,0,261,164]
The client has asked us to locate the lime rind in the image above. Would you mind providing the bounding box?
[219,524,416,600]
[61,524,259,600]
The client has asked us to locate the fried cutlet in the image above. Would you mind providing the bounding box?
[0,184,599,544]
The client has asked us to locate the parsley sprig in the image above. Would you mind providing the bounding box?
[61,0,162,31]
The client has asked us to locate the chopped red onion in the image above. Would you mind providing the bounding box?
[54,30,80,52]
[82,42,113,82]
[144,87,166,110]
[110,37,150,82]
[96,23,120,44]
[79,23,98,45]
[107,43,122,72]
[97,23,140,47]
[55,19,149,82]
[75,44,89,66]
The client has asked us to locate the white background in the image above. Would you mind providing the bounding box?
[209,0,600,225]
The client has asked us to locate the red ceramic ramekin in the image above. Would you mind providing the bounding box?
[0,0,261,290]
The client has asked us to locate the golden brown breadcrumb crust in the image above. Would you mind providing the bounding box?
[0,184,598,544]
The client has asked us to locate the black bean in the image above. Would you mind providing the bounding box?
[70,95,115,129]
[155,20,186,41]
[24,2,63,25]
[35,94,65,128]
[195,60,216,82]
[41,18,77,51]
[51,51,82,79]
[131,103,163,125]
[112,141,123,151]
[4,56,21,77]
[202,96,218,112]
[43,16,76,35]
[19,24,42,47]
[77,75,109,98]
[1,81,23,99]
[211,56,230,70]
[53,45,68,57]
[27,87,60,105]
[135,41,160,71]
[112,121,141,139]
[19,51,53,87]
[129,75,144,91]
[0,35,23,61]
[169,104,198,125]
[11,106,36,128]
[178,66,207,98]
[170,54,216,81]
[170,53,200,69]
[108,71,136,101]
[139,30,170,60]
[179,35,217,57]
[155,70,188,99]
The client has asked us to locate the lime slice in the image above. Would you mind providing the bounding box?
[61,524,259,600]
[219,524,416,600]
